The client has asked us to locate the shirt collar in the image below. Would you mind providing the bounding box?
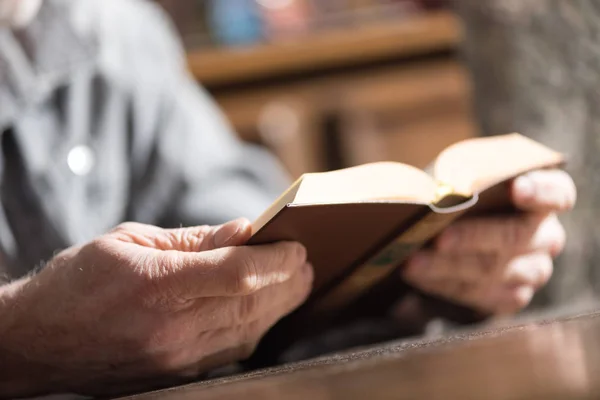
[0,0,97,129]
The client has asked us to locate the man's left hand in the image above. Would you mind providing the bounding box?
[401,169,577,315]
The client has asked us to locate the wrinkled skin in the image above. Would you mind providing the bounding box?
[402,169,576,314]
[0,219,313,397]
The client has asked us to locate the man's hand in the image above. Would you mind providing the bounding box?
[0,219,313,398]
[401,169,576,315]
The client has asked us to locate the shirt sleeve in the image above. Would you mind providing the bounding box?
[120,1,292,227]
[157,84,292,227]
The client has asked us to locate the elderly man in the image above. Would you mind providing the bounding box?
[0,0,576,398]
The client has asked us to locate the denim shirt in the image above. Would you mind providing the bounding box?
[0,0,290,280]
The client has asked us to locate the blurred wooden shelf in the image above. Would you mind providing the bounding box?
[187,10,462,86]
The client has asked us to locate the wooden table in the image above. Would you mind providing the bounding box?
[118,306,600,400]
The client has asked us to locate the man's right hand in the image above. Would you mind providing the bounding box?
[0,219,313,398]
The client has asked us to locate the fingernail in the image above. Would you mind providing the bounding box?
[438,228,458,250]
[514,175,535,201]
[213,221,241,248]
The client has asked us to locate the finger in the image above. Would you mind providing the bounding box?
[195,262,313,329]
[527,214,566,257]
[403,252,551,314]
[402,251,501,285]
[110,219,252,252]
[484,285,536,315]
[406,275,482,309]
[162,219,252,252]
[435,214,548,254]
[402,251,502,311]
[502,252,553,289]
[194,293,311,364]
[512,169,576,213]
[407,276,525,315]
[169,241,308,299]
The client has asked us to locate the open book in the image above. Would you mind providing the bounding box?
[246,133,565,364]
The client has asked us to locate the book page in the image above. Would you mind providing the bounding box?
[293,162,438,205]
[433,133,564,195]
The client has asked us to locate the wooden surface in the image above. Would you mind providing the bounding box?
[187,11,462,86]
[118,305,600,400]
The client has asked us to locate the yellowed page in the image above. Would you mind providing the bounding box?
[434,133,565,195]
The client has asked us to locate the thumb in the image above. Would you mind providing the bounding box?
[208,218,253,249]
[167,218,253,252]
[110,218,252,252]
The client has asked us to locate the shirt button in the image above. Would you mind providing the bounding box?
[67,145,95,176]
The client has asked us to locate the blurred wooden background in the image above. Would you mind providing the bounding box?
[155,0,479,179]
